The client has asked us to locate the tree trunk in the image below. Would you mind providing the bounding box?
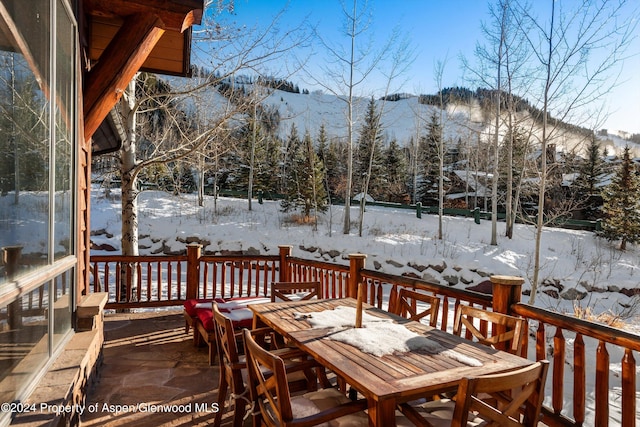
[197,155,204,207]
[530,2,555,305]
[491,6,506,246]
[248,103,256,211]
[120,76,139,305]
[342,0,357,235]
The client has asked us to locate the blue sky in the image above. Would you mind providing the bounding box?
[205,0,639,134]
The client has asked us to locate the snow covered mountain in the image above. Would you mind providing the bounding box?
[170,74,640,158]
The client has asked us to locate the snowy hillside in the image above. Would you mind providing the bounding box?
[264,88,640,158]
[170,75,640,157]
[262,90,482,145]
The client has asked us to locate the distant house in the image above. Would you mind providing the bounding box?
[448,170,492,209]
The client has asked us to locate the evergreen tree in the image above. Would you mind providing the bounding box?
[281,130,328,218]
[315,124,333,201]
[319,134,347,202]
[573,135,605,219]
[417,111,441,204]
[316,123,329,163]
[232,115,278,194]
[598,145,640,250]
[354,97,386,200]
[385,138,409,201]
[280,123,300,194]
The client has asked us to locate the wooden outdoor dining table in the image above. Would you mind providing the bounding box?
[249,297,534,427]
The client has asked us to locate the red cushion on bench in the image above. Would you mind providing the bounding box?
[195,308,215,331]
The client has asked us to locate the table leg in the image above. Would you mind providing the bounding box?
[368,398,396,426]
[252,314,264,329]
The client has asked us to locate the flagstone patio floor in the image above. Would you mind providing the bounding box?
[81,309,249,427]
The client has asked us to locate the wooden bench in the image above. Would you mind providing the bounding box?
[183,296,270,365]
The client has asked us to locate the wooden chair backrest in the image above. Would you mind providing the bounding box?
[243,328,295,425]
[453,305,526,354]
[270,281,322,302]
[452,360,549,427]
[212,303,245,388]
[393,288,440,327]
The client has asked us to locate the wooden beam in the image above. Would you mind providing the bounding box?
[84,0,203,32]
[83,13,165,141]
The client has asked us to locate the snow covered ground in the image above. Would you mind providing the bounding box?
[90,187,640,331]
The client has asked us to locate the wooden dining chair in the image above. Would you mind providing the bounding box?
[242,328,371,427]
[270,281,335,388]
[453,305,526,355]
[270,281,322,302]
[393,288,441,327]
[400,360,549,427]
[212,303,317,427]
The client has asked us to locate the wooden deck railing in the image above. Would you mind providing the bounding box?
[91,254,188,309]
[359,269,493,332]
[197,254,280,299]
[286,257,350,299]
[89,244,639,426]
[512,303,638,427]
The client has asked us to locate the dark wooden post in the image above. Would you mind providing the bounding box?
[186,243,202,300]
[279,245,293,282]
[348,254,367,299]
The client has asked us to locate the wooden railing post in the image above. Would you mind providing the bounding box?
[490,275,523,315]
[348,254,367,299]
[279,245,293,282]
[186,243,202,300]
[491,275,524,352]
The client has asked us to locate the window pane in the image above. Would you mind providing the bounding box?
[54,0,74,260]
[0,0,51,283]
[0,282,49,405]
[52,270,71,348]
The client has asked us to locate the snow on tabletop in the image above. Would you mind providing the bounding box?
[295,306,482,366]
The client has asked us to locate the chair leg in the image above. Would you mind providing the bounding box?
[232,394,247,427]
[214,373,228,427]
[337,377,347,393]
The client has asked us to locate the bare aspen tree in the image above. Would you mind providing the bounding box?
[490,8,505,246]
[464,0,535,241]
[434,60,446,240]
[515,0,636,303]
[248,97,258,211]
[309,0,397,235]
[115,2,309,262]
